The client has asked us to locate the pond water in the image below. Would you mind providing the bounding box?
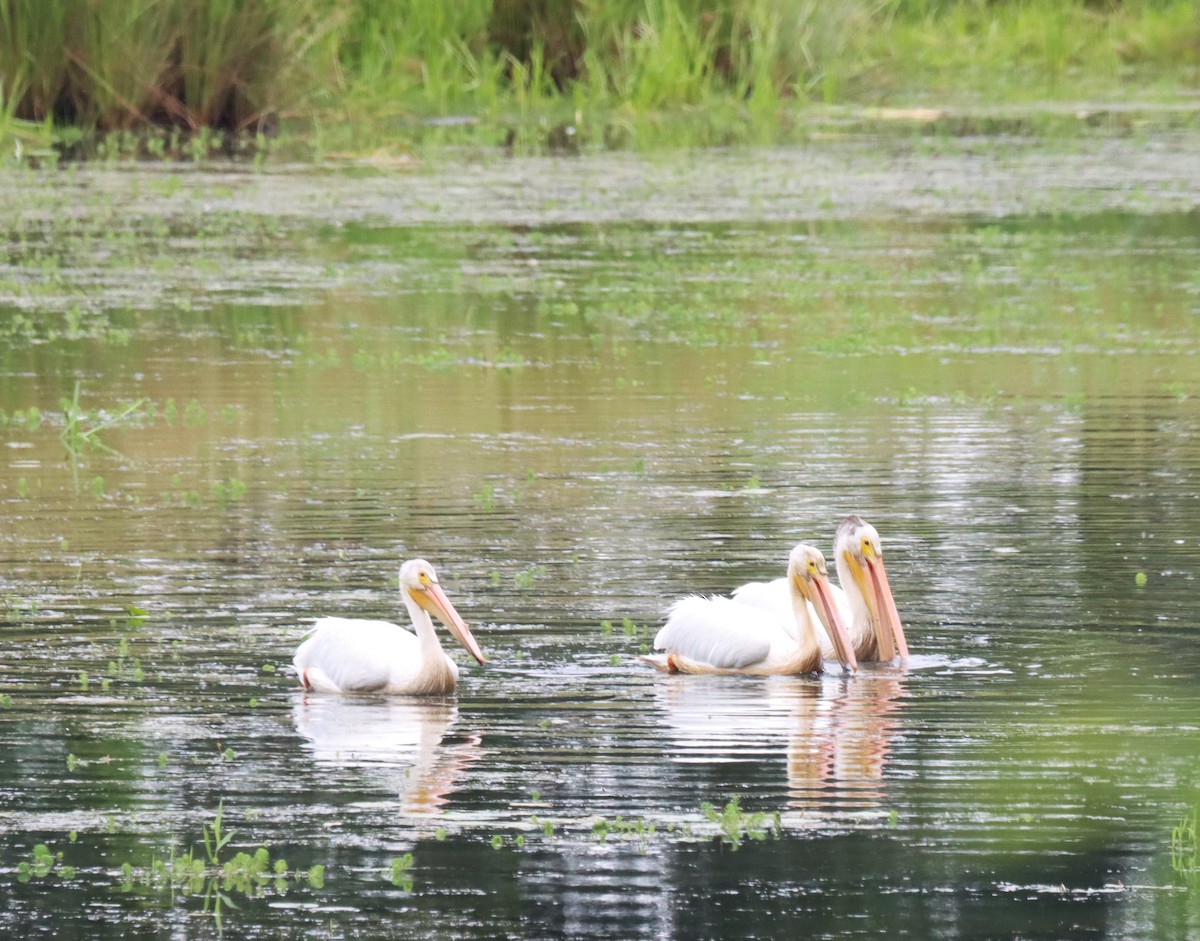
[1,136,1199,939]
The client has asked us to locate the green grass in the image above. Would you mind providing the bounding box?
[1172,805,1198,881]
[0,0,335,133]
[1,0,1198,157]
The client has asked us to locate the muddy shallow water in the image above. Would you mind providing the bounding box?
[1,136,1199,938]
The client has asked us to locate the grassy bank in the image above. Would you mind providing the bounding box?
[1,0,1198,158]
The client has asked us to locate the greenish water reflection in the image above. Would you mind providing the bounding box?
[1,150,1199,938]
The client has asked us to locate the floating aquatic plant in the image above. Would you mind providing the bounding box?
[699,796,780,851]
[514,563,546,588]
[58,381,145,459]
[16,843,73,882]
[592,814,656,854]
[2,595,39,618]
[212,478,247,509]
[473,483,496,511]
[387,853,414,890]
[183,399,207,427]
[0,406,42,430]
[119,802,319,931]
[409,347,457,371]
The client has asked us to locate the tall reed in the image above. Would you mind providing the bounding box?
[337,0,496,114]
[71,0,173,128]
[0,0,337,133]
[169,0,338,129]
[0,0,70,121]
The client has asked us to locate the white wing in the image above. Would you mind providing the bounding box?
[654,596,790,670]
[730,577,790,615]
[293,618,421,693]
[733,577,850,659]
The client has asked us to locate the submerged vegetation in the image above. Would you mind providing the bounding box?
[1,0,1199,157]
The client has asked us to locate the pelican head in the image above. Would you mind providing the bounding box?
[835,516,909,662]
[787,544,858,673]
[400,559,486,664]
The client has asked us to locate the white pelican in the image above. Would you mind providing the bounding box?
[733,516,909,663]
[643,544,857,676]
[293,559,486,695]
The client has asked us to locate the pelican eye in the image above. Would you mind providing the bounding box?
[418,570,432,586]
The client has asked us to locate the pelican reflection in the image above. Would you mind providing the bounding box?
[785,674,903,808]
[654,672,904,810]
[292,695,481,814]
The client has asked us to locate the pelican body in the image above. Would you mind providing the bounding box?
[644,544,857,676]
[733,516,909,663]
[294,559,485,695]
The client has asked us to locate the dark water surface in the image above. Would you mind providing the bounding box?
[2,138,1199,938]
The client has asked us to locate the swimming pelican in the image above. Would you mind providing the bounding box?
[643,544,857,676]
[293,559,486,695]
[733,516,909,663]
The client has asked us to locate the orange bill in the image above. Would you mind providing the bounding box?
[414,581,486,664]
[865,557,908,662]
[800,570,858,673]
